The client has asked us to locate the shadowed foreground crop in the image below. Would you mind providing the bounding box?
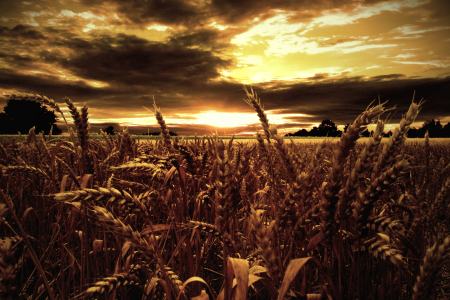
[0,89,449,300]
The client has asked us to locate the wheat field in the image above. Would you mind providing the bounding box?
[0,89,449,300]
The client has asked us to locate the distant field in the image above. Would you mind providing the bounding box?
[1,134,449,144]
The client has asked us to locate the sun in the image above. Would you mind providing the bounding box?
[193,111,260,127]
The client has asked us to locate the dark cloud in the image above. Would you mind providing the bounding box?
[210,0,389,24]
[369,74,407,81]
[0,1,27,17]
[80,0,205,28]
[424,0,450,20]
[0,25,46,39]
[307,73,330,80]
[168,29,231,50]
[0,67,113,101]
[249,75,450,125]
[0,52,35,66]
[0,28,241,112]
[41,33,231,88]
[51,36,96,50]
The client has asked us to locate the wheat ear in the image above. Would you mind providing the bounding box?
[243,86,271,142]
[371,99,423,181]
[214,138,232,234]
[64,97,89,151]
[322,102,386,238]
[363,233,405,266]
[152,97,172,148]
[355,159,411,237]
[90,206,155,259]
[250,207,280,284]
[82,273,141,298]
[412,237,450,300]
[336,120,385,222]
[2,165,50,180]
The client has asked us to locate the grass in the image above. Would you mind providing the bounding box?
[0,90,449,300]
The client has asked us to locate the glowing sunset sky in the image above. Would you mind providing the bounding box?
[0,0,449,135]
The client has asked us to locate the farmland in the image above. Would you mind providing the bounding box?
[0,90,449,300]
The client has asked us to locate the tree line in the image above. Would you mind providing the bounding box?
[285,119,450,138]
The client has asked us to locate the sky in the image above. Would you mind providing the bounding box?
[0,0,449,136]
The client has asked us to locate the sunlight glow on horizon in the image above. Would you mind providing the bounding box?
[88,110,313,129]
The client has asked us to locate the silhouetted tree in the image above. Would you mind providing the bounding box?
[422,119,443,137]
[286,120,341,137]
[309,126,320,136]
[408,127,420,138]
[103,126,115,135]
[443,122,450,137]
[408,120,450,138]
[319,119,336,129]
[317,119,341,137]
[0,99,62,135]
[286,129,308,137]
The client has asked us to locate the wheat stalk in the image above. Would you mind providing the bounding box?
[412,237,450,300]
